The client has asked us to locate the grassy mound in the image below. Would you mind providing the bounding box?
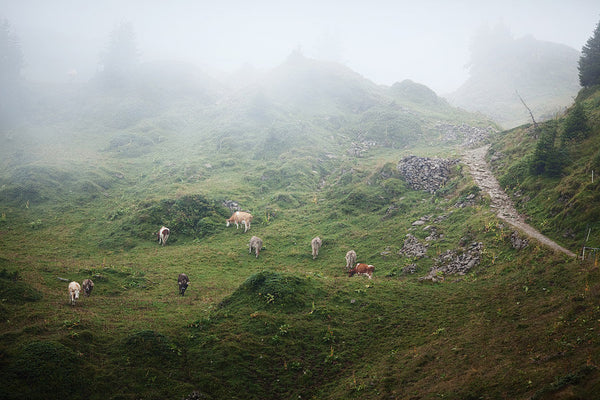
[219,271,325,312]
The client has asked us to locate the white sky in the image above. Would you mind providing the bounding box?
[2,0,599,94]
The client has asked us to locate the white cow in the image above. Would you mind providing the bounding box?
[68,281,81,306]
[345,250,357,271]
[311,237,322,259]
[249,236,263,258]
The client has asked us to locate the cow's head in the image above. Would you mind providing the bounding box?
[179,282,189,295]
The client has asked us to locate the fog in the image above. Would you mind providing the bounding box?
[2,0,599,94]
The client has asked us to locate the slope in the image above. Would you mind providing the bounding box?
[0,55,599,400]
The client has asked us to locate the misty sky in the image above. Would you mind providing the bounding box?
[2,0,599,94]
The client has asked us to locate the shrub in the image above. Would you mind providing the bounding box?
[123,330,180,365]
[0,270,42,304]
[7,341,93,399]
[220,271,323,312]
[530,127,565,177]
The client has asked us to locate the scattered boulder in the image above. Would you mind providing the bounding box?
[420,242,483,282]
[455,193,477,208]
[348,141,377,157]
[434,123,496,146]
[182,391,211,400]
[223,200,241,213]
[402,264,418,274]
[510,231,529,250]
[424,226,442,241]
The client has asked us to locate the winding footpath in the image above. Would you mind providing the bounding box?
[462,145,576,258]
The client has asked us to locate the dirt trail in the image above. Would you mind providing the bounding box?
[462,145,576,257]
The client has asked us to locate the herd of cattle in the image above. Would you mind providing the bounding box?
[66,211,374,305]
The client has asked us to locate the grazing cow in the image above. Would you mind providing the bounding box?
[226,211,253,233]
[178,273,190,296]
[348,263,375,279]
[249,236,263,258]
[82,279,94,297]
[68,281,81,306]
[345,250,357,271]
[158,226,170,246]
[311,237,322,259]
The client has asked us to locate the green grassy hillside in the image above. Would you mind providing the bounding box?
[488,86,600,252]
[1,59,599,400]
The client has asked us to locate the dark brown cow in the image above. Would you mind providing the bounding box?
[178,273,190,296]
[82,279,94,297]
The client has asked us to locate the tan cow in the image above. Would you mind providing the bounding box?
[226,211,253,233]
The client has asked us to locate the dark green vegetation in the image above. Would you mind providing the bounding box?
[1,53,600,400]
[579,20,600,88]
[490,86,600,253]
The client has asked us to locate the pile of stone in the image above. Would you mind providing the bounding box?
[434,123,496,146]
[511,231,529,250]
[419,242,483,282]
[398,234,428,258]
[397,156,459,193]
[222,200,241,213]
[455,193,477,208]
[402,264,418,274]
[348,141,377,157]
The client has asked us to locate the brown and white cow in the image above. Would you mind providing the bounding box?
[158,226,170,246]
[348,263,375,279]
[226,211,253,233]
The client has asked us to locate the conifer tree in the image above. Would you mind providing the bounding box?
[579,20,600,87]
[530,127,564,177]
[561,101,589,142]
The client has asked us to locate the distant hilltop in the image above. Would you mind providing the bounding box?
[447,26,581,129]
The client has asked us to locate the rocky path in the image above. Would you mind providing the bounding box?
[462,145,576,257]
